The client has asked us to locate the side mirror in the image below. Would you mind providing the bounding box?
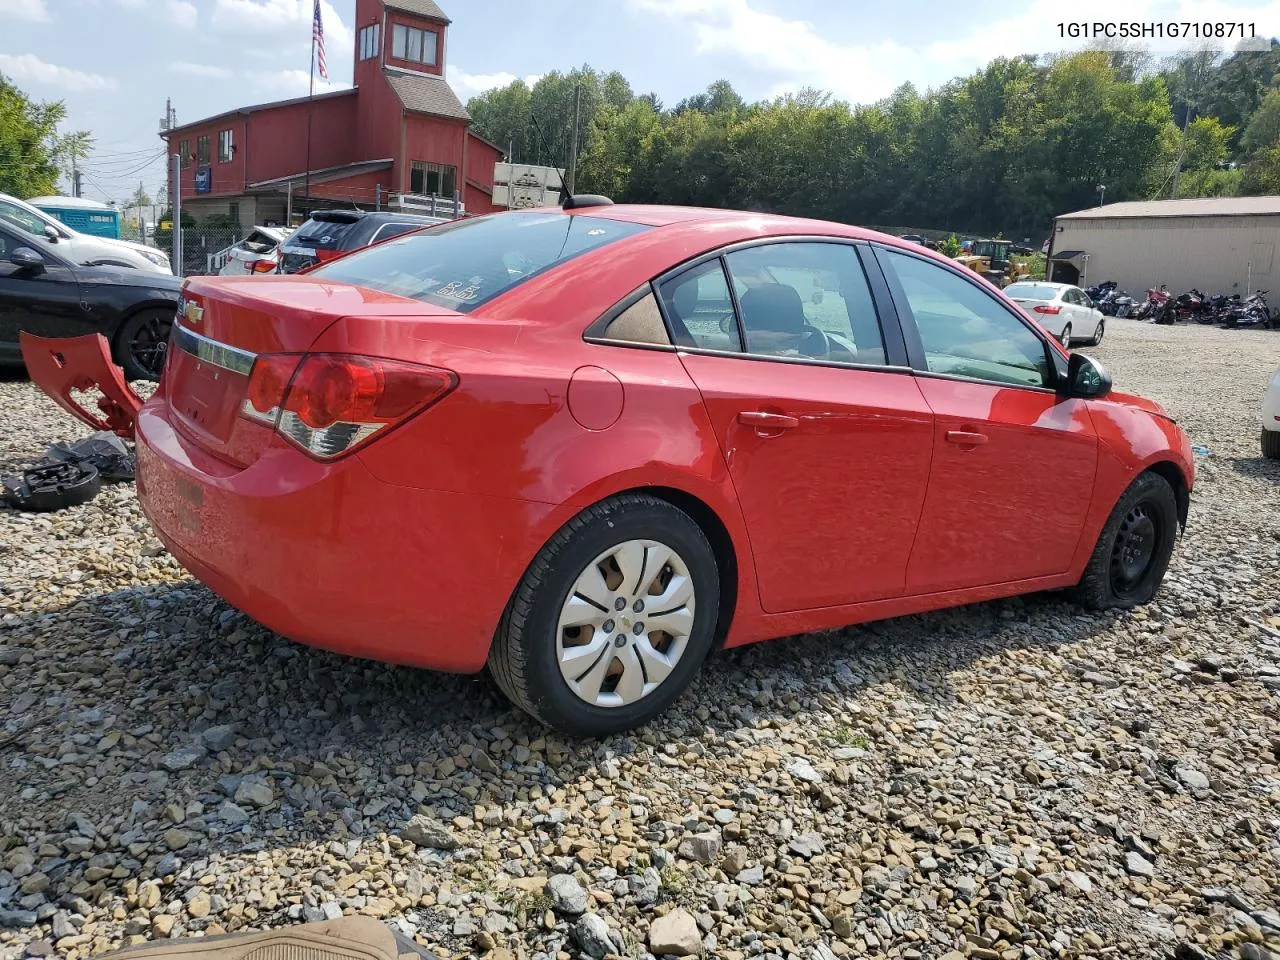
[1065,352,1111,399]
[43,225,60,243]
[9,247,46,272]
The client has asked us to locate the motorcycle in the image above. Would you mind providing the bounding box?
[1110,294,1136,318]
[1157,288,1206,324]
[1201,293,1240,324]
[1135,284,1169,321]
[1219,290,1272,329]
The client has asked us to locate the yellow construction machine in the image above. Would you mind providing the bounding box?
[954,239,1029,287]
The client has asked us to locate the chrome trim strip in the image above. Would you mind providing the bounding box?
[173,324,257,375]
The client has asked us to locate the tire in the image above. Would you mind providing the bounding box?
[488,493,721,736]
[114,307,174,381]
[1089,319,1105,346]
[1263,428,1280,460]
[1060,324,1072,348]
[1072,471,1178,610]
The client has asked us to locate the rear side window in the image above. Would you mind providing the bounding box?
[309,212,651,314]
[659,261,740,351]
[602,291,671,345]
[289,216,361,251]
[369,221,430,244]
[723,242,885,365]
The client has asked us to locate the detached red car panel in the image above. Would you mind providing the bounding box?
[30,204,1195,736]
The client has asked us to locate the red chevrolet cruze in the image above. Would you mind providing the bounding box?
[116,202,1191,735]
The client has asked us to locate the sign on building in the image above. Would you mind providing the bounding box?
[195,166,212,194]
[493,163,563,210]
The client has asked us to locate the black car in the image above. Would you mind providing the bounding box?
[277,209,448,274]
[0,222,180,380]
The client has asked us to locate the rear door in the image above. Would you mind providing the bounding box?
[875,246,1098,594]
[661,240,935,613]
[0,226,84,357]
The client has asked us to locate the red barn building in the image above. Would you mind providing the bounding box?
[161,0,503,228]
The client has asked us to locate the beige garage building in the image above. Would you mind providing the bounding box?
[1047,196,1280,295]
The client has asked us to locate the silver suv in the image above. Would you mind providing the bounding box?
[0,193,172,274]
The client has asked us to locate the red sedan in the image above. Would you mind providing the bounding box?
[24,200,1195,736]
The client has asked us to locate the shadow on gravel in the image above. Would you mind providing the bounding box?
[0,577,1117,820]
[1228,454,1280,482]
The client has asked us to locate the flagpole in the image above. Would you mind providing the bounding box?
[303,8,316,217]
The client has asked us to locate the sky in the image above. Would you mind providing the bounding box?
[1,0,1277,206]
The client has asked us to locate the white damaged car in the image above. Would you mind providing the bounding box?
[1264,366,1280,459]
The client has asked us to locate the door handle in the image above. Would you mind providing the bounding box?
[738,411,799,430]
[945,430,988,445]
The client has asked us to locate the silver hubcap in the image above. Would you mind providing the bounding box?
[556,539,696,708]
[1061,327,1071,347]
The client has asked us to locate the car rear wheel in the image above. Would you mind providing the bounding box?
[1072,471,1178,610]
[1059,324,1072,348]
[115,307,173,381]
[488,493,720,736]
[1263,428,1280,460]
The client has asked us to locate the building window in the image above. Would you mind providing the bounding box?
[392,23,437,65]
[179,140,190,169]
[218,129,234,163]
[196,135,211,165]
[358,23,380,60]
[410,161,456,197]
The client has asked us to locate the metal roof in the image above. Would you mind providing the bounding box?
[384,69,469,120]
[384,0,450,23]
[1058,196,1280,220]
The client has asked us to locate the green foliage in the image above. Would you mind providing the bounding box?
[1243,145,1280,193]
[468,41,1280,234]
[0,73,67,198]
[940,233,963,257]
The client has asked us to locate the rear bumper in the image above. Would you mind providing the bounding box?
[135,399,535,673]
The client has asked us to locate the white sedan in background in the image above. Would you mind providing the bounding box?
[1264,367,1280,459]
[1004,280,1105,348]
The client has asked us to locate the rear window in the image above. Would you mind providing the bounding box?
[308,211,652,313]
[1004,283,1060,301]
[288,216,362,251]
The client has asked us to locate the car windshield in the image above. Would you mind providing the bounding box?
[0,199,54,236]
[309,211,652,313]
[1004,283,1061,301]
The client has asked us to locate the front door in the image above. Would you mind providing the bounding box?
[876,246,1098,594]
[660,241,935,613]
[0,227,83,359]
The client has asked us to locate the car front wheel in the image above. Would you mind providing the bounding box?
[1072,471,1178,609]
[1090,319,1105,346]
[115,307,173,381]
[1060,324,1072,348]
[1263,428,1280,460]
[488,494,720,736]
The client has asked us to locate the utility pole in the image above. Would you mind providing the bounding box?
[72,165,82,198]
[1171,103,1192,199]
[172,153,183,278]
[160,98,175,214]
[567,83,581,195]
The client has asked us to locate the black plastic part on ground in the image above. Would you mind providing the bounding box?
[46,432,136,482]
[1,461,101,512]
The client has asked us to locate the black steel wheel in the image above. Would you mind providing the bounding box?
[115,307,174,381]
[1073,471,1179,609]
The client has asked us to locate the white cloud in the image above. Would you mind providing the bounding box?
[165,0,197,27]
[0,53,117,92]
[0,0,47,21]
[211,0,353,49]
[447,67,544,99]
[254,69,350,98]
[630,0,1279,104]
[168,62,232,78]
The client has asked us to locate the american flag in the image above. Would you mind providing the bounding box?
[312,0,328,80]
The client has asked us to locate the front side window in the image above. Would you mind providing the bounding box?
[659,260,739,351]
[218,129,233,163]
[196,135,210,164]
[392,24,437,65]
[359,23,380,60]
[882,249,1052,388]
[723,242,885,365]
[310,212,651,314]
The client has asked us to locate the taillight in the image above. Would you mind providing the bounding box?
[251,259,277,274]
[239,353,456,459]
[1033,304,1062,315]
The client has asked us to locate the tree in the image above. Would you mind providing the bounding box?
[0,73,67,198]
[940,234,962,257]
[1242,89,1280,153]
[57,129,93,192]
[128,182,152,210]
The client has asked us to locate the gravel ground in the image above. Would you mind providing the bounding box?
[0,318,1278,960]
